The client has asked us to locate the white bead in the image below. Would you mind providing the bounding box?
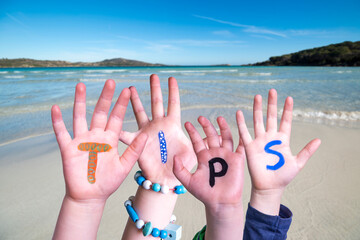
[143,180,152,190]
[129,196,135,202]
[170,214,176,223]
[134,171,142,181]
[161,185,169,194]
[135,219,145,229]
[124,200,132,207]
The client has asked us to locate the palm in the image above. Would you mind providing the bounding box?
[120,75,195,186]
[173,117,245,207]
[237,89,321,193]
[244,133,298,191]
[191,149,243,205]
[60,132,123,200]
[136,118,193,186]
[52,80,146,201]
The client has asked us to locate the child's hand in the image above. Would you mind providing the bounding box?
[173,116,245,211]
[173,116,245,240]
[119,74,196,187]
[236,89,321,215]
[52,80,147,203]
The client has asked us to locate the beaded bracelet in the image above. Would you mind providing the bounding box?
[124,197,176,239]
[134,171,187,195]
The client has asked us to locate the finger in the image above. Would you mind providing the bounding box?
[236,110,252,146]
[150,74,164,119]
[235,135,245,155]
[119,130,137,145]
[198,116,220,148]
[185,122,207,154]
[119,133,148,173]
[73,83,88,138]
[90,79,116,130]
[253,94,265,137]
[217,116,233,151]
[173,154,192,189]
[279,96,293,137]
[129,86,149,128]
[51,105,72,150]
[202,135,223,149]
[296,138,321,170]
[106,88,130,136]
[167,77,181,120]
[266,89,278,132]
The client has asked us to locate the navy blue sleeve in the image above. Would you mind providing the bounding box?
[243,203,292,240]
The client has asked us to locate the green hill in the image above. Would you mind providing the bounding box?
[0,57,164,68]
[251,41,360,66]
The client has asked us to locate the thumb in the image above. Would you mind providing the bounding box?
[119,132,148,173]
[173,154,192,189]
[296,138,321,169]
[119,130,138,145]
[51,105,71,150]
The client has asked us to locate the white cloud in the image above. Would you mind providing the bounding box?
[116,35,178,52]
[5,12,29,29]
[144,43,178,52]
[168,39,244,46]
[250,35,275,40]
[194,15,287,38]
[288,29,331,36]
[212,30,235,37]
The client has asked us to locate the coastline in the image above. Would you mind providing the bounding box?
[1,121,359,239]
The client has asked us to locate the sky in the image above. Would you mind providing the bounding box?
[1,0,360,65]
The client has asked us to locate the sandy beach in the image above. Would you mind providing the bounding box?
[1,118,359,240]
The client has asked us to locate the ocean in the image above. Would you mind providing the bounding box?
[0,66,359,145]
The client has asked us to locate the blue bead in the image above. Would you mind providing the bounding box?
[160,230,168,239]
[152,183,161,192]
[174,185,186,194]
[125,205,139,223]
[136,176,146,186]
[151,228,160,237]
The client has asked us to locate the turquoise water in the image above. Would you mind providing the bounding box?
[0,66,359,145]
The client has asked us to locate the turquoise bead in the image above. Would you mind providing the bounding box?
[174,185,186,194]
[151,228,160,237]
[160,230,168,239]
[152,183,161,192]
[136,176,146,186]
[142,222,153,236]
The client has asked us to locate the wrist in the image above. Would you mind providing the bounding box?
[122,187,179,239]
[135,170,186,195]
[63,195,107,210]
[53,196,106,240]
[141,171,181,187]
[205,202,244,240]
[132,186,178,226]
[250,187,284,216]
[205,202,243,221]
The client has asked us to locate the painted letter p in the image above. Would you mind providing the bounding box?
[208,157,228,187]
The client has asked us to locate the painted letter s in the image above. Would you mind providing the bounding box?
[264,140,285,171]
